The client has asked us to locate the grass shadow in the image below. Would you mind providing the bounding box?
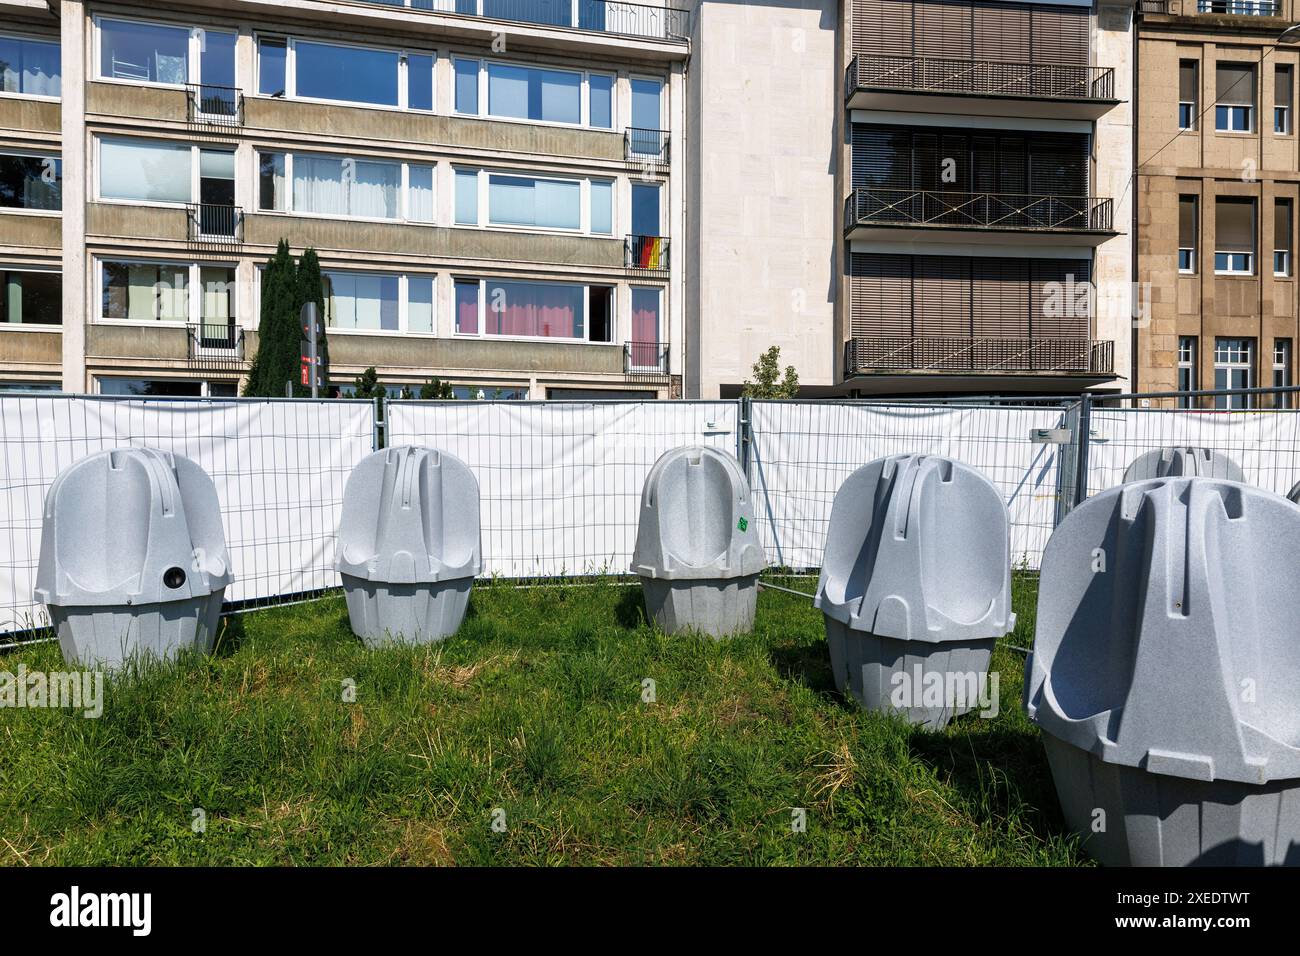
[766,640,840,700]
[614,586,648,630]
[212,612,249,658]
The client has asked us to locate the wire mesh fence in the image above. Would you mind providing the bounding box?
[0,394,375,641]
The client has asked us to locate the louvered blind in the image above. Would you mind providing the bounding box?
[849,254,913,336]
[1277,199,1292,254]
[914,256,972,337]
[1216,63,1256,107]
[1215,197,1255,253]
[973,258,1030,337]
[1179,195,1197,248]
[1031,259,1091,339]
[854,0,913,58]
[851,2,1088,65]
[1179,60,1198,103]
[974,2,1031,63]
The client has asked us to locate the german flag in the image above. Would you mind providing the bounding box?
[637,237,663,269]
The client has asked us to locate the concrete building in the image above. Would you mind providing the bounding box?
[1,0,688,398]
[1136,0,1299,407]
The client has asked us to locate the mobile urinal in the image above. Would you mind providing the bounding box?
[814,454,1014,729]
[336,445,481,646]
[631,446,766,637]
[34,447,233,668]
[1122,446,1244,483]
[1026,477,1300,866]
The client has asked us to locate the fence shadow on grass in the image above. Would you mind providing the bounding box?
[767,641,838,697]
[614,585,649,630]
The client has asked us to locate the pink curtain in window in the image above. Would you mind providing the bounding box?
[487,281,581,338]
[456,285,479,335]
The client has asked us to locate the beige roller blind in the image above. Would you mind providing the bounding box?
[1216,197,1255,253]
[1216,63,1256,107]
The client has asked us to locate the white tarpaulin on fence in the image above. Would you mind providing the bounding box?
[386,400,739,578]
[1085,407,1300,498]
[748,401,1075,571]
[0,396,374,635]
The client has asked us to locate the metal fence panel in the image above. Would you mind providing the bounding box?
[748,400,1079,571]
[385,399,739,578]
[0,395,375,637]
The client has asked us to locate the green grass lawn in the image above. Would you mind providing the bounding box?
[0,573,1084,866]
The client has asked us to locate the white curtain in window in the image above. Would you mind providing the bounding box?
[294,154,347,216]
[408,277,434,333]
[118,263,187,322]
[351,160,400,219]
[325,272,399,331]
[408,165,435,222]
[100,140,192,203]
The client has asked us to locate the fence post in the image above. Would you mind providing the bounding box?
[1072,391,1093,508]
[737,397,753,479]
[373,395,384,451]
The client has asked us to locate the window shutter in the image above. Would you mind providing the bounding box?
[1031,258,1091,339]
[850,254,912,337]
[1276,199,1292,254]
[1030,5,1089,66]
[973,258,1030,338]
[1216,64,1255,107]
[1215,198,1255,253]
[1180,60,1198,103]
[974,3,1031,64]
[1277,65,1293,109]
[854,0,913,58]
[913,255,971,339]
[1179,196,1197,248]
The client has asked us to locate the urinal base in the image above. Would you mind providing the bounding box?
[342,574,472,647]
[824,617,996,729]
[640,575,759,638]
[1042,735,1300,866]
[50,590,226,668]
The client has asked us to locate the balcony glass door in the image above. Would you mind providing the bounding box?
[630,78,665,158]
[197,30,237,118]
[198,149,236,237]
[630,287,662,370]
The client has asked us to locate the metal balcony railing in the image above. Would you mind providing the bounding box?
[354,0,691,42]
[845,336,1114,376]
[626,127,670,168]
[626,235,669,272]
[1197,0,1279,13]
[846,54,1116,102]
[625,340,670,376]
[187,204,243,248]
[187,323,247,372]
[1137,0,1171,12]
[186,83,243,127]
[845,188,1114,233]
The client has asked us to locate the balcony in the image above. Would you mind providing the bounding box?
[625,341,670,379]
[845,54,1119,120]
[186,323,247,374]
[351,0,691,42]
[626,128,670,170]
[187,204,243,252]
[845,336,1114,379]
[1140,0,1283,13]
[844,188,1116,246]
[187,83,243,129]
[626,235,669,273]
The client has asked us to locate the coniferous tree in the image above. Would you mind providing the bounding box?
[244,240,299,397]
[294,247,330,397]
[419,377,455,400]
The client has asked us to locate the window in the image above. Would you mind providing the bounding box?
[1178,336,1197,405]
[631,77,663,132]
[1214,337,1255,408]
[0,33,60,97]
[488,174,581,230]
[98,138,234,208]
[630,287,663,358]
[1214,197,1255,274]
[98,379,203,397]
[1216,63,1255,132]
[591,180,613,235]
[0,153,61,210]
[455,167,478,225]
[454,58,478,114]
[97,18,234,91]
[256,35,435,110]
[99,260,234,326]
[1179,59,1197,130]
[1274,338,1292,407]
[488,63,580,124]
[451,385,529,401]
[1178,195,1197,273]
[320,270,434,335]
[632,182,662,237]
[589,73,613,129]
[1276,198,1292,276]
[1278,65,1293,134]
[455,277,614,341]
[0,269,60,325]
[257,151,432,223]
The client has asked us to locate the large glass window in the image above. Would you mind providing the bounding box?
[408,53,434,112]
[632,182,661,237]
[99,19,189,84]
[257,36,287,96]
[631,77,663,132]
[1216,63,1256,133]
[631,287,662,351]
[454,279,479,335]
[408,276,434,334]
[408,165,435,223]
[454,57,479,114]
[487,63,581,124]
[258,152,429,222]
[591,180,613,235]
[1214,197,1255,274]
[322,271,400,332]
[488,174,581,230]
[99,138,192,203]
[455,167,478,225]
[297,40,399,107]
[1214,337,1255,409]
[0,153,61,210]
[484,278,584,338]
[101,261,190,322]
[1,269,60,325]
[0,33,60,97]
[589,73,613,129]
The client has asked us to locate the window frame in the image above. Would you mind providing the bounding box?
[301,267,437,338]
[1178,59,1198,132]
[452,275,615,345]
[94,135,235,209]
[255,149,436,225]
[453,55,638,131]
[1177,335,1197,405]
[0,149,62,215]
[254,32,436,113]
[1213,336,1255,408]
[0,265,62,330]
[94,257,238,327]
[454,166,618,237]
[0,29,61,101]
[92,14,234,92]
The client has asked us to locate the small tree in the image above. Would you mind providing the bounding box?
[741,345,799,399]
[294,247,330,397]
[351,366,387,402]
[245,239,299,397]
[419,377,455,400]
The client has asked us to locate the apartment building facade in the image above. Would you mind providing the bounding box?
[1136,0,1300,406]
[0,0,687,399]
[838,0,1136,396]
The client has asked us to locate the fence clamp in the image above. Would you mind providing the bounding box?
[1030,428,1073,445]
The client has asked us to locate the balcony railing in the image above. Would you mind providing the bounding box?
[187,204,243,248]
[846,54,1116,102]
[845,188,1114,234]
[626,235,669,272]
[186,83,243,127]
[845,337,1114,376]
[187,323,247,373]
[1197,0,1279,13]
[625,341,670,376]
[626,128,670,168]
[353,0,691,41]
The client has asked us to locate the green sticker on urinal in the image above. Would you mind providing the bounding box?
[737,517,748,532]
